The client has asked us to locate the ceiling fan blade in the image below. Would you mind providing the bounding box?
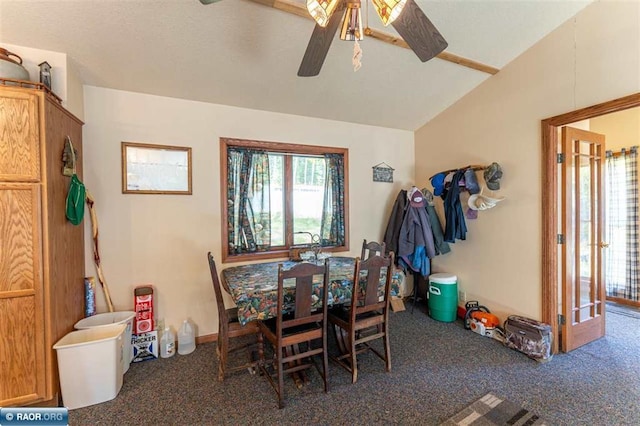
[199,0,223,4]
[391,0,448,62]
[297,0,345,77]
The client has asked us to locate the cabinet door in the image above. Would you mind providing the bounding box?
[0,184,46,406]
[0,90,41,182]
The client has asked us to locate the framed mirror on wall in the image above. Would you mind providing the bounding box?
[121,142,192,194]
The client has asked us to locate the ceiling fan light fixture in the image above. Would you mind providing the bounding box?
[372,0,407,26]
[340,1,363,41]
[307,0,340,28]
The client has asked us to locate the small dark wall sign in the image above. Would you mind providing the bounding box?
[372,162,394,183]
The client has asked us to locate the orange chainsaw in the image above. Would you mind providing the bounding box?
[464,301,503,340]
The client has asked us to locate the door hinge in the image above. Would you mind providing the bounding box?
[557,234,565,244]
[558,314,566,325]
[557,153,565,163]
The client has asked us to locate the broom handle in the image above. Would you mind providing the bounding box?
[86,190,115,312]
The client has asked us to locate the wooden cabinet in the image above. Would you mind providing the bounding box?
[0,86,85,406]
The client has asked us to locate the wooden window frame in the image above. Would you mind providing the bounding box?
[220,137,350,263]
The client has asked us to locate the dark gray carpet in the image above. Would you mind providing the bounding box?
[69,304,640,425]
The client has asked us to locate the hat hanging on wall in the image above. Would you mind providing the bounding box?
[464,168,481,194]
[409,189,426,208]
[483,162,503,190]
[468,187,506,211]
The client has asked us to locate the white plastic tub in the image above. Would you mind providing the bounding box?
[74,311,135,373]
[53,323,126,410]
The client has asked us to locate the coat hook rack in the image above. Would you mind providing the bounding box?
[429,164,486,180]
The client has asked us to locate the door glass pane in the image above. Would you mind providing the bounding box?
[579,140,593,155]
[269,154,284,246]
[292,156,326,244]
[580,306,594,321]
[579,159,592,282]
[593,155,602,305]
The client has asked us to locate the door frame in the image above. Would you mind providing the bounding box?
[541,92,640,354]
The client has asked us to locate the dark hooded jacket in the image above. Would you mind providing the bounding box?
[397,190,436,276]
[383,190,408,258]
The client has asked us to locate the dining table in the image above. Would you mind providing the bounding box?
[221,256,404,387]
[221,256,405,327]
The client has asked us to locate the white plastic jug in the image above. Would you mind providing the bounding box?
[160,327,175,358]
[177,319,195,355]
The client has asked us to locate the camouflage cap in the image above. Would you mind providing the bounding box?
[483,162,503,190]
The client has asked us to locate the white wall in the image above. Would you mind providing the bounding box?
[415,0,640,321]
[82,86,414,337]
[590,107,640,151]
[65,58,85,121]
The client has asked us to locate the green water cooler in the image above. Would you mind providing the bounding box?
[428,273,458,322]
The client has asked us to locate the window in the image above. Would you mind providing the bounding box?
[604,148,639,300]
[220,138,349,263]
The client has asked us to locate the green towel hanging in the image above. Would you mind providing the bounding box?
[64,136,86,225]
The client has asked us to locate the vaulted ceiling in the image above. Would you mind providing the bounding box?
[0,0,592,130]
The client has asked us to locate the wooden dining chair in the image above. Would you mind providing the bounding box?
[258,260,330,409]
[328,252,394,384]
[207,252,262,382]
[361,239,386,260]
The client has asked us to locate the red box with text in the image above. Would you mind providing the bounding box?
[134,285,154,334]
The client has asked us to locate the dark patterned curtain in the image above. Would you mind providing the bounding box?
[605,146,639,301]
[320,153,345,246]
[227,148,271,254]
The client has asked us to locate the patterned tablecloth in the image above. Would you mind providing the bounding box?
[221,256,404,326]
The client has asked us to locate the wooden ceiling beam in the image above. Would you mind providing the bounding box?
[247,0,312,20]
[246,0,500,75]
